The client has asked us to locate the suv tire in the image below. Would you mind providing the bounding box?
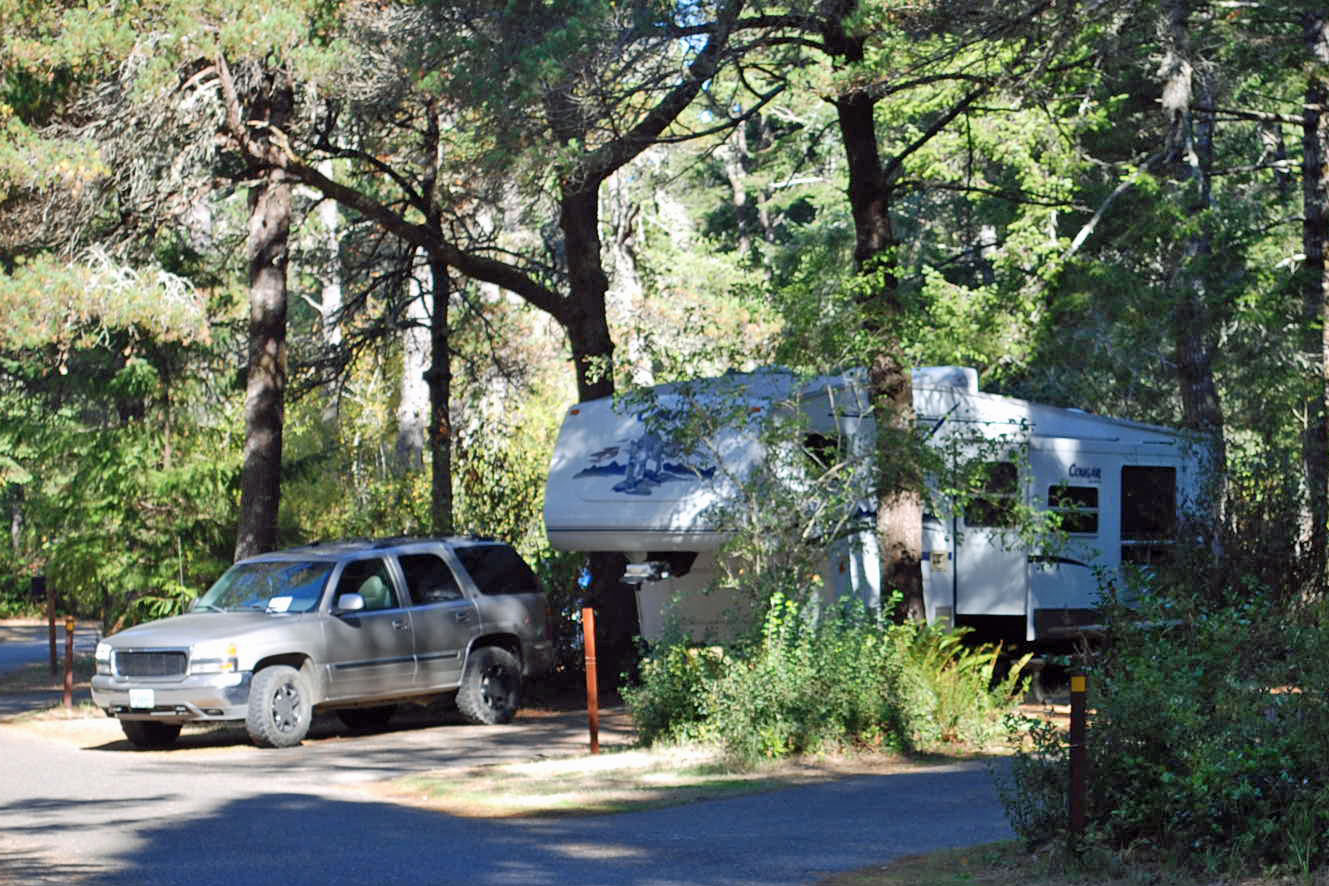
[121,720,182,749]
[456,646,521,725]
[246,664,313,748]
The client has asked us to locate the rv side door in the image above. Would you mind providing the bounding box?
[953,460,1028,619]
[1028,445,1108,641]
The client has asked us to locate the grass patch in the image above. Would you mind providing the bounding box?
[367,744,940,818]
[816,841,1313,886]
[5,701,103,722]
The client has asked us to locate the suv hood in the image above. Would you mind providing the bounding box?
[105,612,309,647]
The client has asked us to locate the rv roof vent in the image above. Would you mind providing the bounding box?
[912,366,979,393]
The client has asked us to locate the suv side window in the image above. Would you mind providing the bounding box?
[334,557,398,611]
[453,545,541,596]
[399,553,464,604]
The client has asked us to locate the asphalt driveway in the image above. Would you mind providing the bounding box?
[0,718,1012,886]
[0,619,1015,885]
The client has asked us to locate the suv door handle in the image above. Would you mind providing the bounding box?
[454,610,473,624]
[392,618,410,632]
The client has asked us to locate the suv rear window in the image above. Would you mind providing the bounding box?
[453,546,541,596]
[399,553,464,604]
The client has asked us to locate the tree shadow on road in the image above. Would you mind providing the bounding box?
[69,766,1012,886]
[0,844,101,884]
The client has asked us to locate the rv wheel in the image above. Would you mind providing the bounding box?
[1032,663,1069,704]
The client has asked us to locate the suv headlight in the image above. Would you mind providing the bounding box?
[189,642,240,675]
[94,641,112,676]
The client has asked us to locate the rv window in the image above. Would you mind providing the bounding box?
[1049,485,1098,534]
[964,461,1019,528]
[1121,465,1176,565]
[802,433,843,474]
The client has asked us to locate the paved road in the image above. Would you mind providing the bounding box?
[0,714,1013,886]
[0,623,101,677]
[0,620,1015,885]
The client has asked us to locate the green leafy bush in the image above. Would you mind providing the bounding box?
[701,594,908,761]
[626,641,727,745]
[1000,580,1329,874]
[625,593,1028,763]
[897,625,1031,748]
[995,712,1070,847]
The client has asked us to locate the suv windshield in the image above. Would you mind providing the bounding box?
[195,561,333,613]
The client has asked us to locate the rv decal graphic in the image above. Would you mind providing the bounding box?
[1068,463,1102,481]
[573,415,718,496]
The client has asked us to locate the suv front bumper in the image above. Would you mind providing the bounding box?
[91,672,252,723]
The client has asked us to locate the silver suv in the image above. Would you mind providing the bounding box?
[91,537,554,749]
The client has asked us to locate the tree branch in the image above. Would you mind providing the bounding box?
[216,53,566,322]
[881,87,987,184]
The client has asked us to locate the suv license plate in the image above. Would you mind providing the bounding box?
[129,689,155,710]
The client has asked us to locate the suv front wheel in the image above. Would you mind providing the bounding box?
[456,646,521,725]
[246,664,313,748]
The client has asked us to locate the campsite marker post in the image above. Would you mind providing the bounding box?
[582,607,600,754]
[1069,671,1088,845]
[63,615,75,709]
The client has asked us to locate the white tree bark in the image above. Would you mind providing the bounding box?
[395,250,431,472]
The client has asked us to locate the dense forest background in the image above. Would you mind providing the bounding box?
[0,0,1324,642]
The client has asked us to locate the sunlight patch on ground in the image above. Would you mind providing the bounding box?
[358,744,942,819]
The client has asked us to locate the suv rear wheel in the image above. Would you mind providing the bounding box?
[456,646,520,725]
[121,720,182,749]
[246,664,313,748]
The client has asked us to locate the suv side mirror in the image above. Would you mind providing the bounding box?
[335,593,365,613]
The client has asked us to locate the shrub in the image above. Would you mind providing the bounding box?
[624,642,726,745]
[701,594,908,761]
[625,593,1029,763]
[995,712,1069,847]
[999,580,1329,874]
[898,625,1030,748]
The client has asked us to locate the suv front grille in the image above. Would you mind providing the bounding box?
[114,651,188,678]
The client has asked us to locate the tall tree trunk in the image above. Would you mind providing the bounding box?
[719,123,754,257]
[9,490,22,556]
[314,160,344,350]
[234,87,292,562]
[559,185,617,402]
[397,253,431,474]
[559,181,639,685]
[605,172,652,386]
[827,20,925,621]
[1160,0,1227,492]
[426,256,454,536]
[1303,12,1329,592]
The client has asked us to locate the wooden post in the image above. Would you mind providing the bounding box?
[1068,671,1088,847]
[582,606,600,754]
[63,615,75,709]
[46,579,57,676]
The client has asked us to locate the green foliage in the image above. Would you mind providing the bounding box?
[454,416,553,558]
[625,593,1028,764]
[1091,594,1329,873]
[1001,534,1329,875]
[624,640,726,745]
[701,595,909,761]
[37,421,236,629]
[898,625,1031,748]
[995,711,1071,848]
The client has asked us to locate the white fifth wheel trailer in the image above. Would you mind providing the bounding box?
[543,366,1205,648]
